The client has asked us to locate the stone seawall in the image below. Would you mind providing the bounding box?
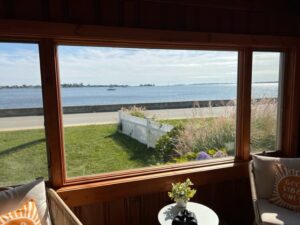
[0,99,235,117]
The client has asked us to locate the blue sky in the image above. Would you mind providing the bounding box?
[0,43,280,86]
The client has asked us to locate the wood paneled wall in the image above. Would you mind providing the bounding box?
[71,178,253,225]
[57,161,252,225]
[0,0,300,36]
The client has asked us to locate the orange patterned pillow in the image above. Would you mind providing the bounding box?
[269,163,300,211]
[0,199,41,225]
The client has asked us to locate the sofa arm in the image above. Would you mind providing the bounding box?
[47,188,83,225]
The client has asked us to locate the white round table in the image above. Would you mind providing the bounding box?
[158,202,219,225]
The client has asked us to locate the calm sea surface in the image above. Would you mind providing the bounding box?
[0,83,278,109]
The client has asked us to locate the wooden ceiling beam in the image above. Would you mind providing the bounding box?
[0,19,299,48]
[93,0,101,24]
[61,0,69,22]
[41,0,50,21]
[3,0,13,18]
[117,0,124,26]
[141,0,289,14]
[159,2,167,30]
[134,0,141,27]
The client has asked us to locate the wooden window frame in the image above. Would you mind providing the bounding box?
[0,20,299,191]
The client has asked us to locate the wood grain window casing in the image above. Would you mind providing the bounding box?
[281,48,300,157]
[0,20,298,189]
[39,39,66,187]
[236,48,252,161]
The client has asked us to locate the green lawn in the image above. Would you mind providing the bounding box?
[0,129,48,186]
[0,124,157,186]
[64,124,157,177]
[0,116,275,186]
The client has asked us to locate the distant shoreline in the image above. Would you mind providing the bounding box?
[0,81,278,89]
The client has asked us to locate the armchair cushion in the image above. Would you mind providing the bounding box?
[258,199,300,225]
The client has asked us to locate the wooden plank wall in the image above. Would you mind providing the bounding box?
[0,0,299,37]
[71,178,253,225]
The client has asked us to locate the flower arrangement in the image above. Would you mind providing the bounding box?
[168,178,196,207]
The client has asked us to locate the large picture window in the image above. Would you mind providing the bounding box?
[0,40,288,187]
[0,42,48,186]
[57,46,238,178]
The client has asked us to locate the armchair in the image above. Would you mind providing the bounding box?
[249,155,300,225]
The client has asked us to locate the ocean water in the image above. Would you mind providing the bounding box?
[0,83,278,109]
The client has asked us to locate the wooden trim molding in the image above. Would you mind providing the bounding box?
[64,157,235,185]
[39,39,66,187]
[57,161,249,207]
[281,47,300,157]
[236,48,252,161]
[0,19,299,48]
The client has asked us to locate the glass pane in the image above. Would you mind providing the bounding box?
[0,43,49,186]
[251,52,282,153]
[58,46,238,178]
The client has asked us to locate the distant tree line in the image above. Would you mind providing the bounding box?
[139,84,155,86]
[60,83,130,88]
[1,81,278,89]
[0,83,156,89]
[0,84,41,89]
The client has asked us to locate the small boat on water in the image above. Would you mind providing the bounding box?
[107,87,116,91]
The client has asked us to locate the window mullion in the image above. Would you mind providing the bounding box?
[39,39,66,187]
[281,48,300,157]
[236,48,252,161]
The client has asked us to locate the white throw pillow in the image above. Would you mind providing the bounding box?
[252,155,278,198]
[252,155,300,199]
[0,178,52,225]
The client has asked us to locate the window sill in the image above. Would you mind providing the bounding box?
[64,157,236,185]
[57,158,249,207]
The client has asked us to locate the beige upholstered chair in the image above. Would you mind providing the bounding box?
[249,155,300,225]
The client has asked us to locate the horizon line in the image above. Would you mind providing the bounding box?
[0,81,278,88]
